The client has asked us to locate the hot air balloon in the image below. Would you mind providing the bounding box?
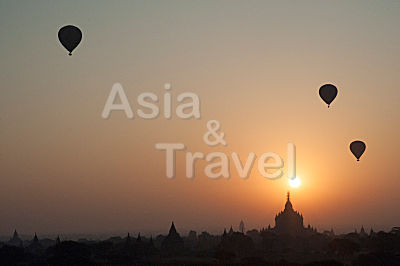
[350,140,366,161]
[58,25,82,56]
[319,84,338,108]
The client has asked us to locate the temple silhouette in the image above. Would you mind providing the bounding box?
[161,221,184,255]
[271,191,315,236]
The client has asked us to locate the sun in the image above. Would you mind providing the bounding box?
[289,177,301,188]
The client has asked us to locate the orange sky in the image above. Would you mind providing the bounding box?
[0,1,399,236]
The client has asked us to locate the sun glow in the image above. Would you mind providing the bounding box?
[289,177,301,188]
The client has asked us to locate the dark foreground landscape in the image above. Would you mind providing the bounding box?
[2,225,400,265]
[1,194,400,265]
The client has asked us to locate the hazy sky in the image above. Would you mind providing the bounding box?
[1,0,399,236]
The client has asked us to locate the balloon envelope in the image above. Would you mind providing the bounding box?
[58,25,82,55]
[350,140,366,161]
[319,84,338,108]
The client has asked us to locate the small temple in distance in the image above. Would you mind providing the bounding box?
[161,222,184,255]
[271,191,316,236]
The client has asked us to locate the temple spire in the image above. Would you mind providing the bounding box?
[284,191,293,210]
[169,222,177,234]
[13,230,19,239]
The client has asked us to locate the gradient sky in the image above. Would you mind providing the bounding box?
[1,0,399,237]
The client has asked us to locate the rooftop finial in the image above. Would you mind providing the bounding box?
[287,191,290,201]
